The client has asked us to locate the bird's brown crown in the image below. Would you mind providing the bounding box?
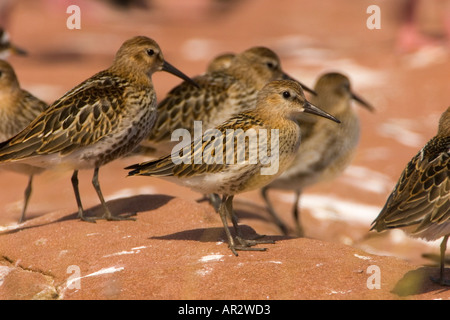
[437,106,450,138]
[230,46,285,87]
[111,36,165,80]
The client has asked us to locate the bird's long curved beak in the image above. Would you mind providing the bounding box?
[282,73,317,96]
[162,61,200,88]
[303,101,341,123]
[351,92,375,112]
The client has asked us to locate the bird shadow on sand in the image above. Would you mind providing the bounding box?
[392,266,450,297]
[0,194,173,235]
[150,224,289,244]
[61,194,174,222]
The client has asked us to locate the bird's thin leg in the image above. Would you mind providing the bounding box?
[261,186,289,235]
[292,189,304,237]
[223,195,272,252]
[71,170,94,222]
[92,167,135,221]
[218,195,238,256]
[218,195,267,255]
[19,174,33,223]
[431,234,449,286]
[440,235,449,281]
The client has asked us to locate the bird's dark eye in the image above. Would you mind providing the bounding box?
[146,49,155,56]
[266,62,275,69]
[282,91,291,99]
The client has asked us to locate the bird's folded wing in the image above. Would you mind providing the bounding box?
[148,73,245,142]
[373,148,450,231]
[127,112,266,178]
[0,73,126,161]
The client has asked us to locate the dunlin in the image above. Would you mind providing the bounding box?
[0,36,196,222]
[206,52,235,73]
[371,106,450,286]
[0,60,48,222]
[126,80,339,255]
[0,29,27,59]
[261,72,373,236]
[139,46,315,158]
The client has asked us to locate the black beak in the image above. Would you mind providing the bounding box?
[6,43,28,56]
[351,92,374,112]
[282,72,317,96]
[303,101,341,123]
[10,44,27,56]
[162,61,199,88]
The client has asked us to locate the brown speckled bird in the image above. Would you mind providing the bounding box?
[126,80,339,255]
[0,29,27,59]
[0,36,196,222]
[261,72,373,236]
[371,106,450,286]
[0,60,48,223]
[206,52,235,73]
[139,46,315,158]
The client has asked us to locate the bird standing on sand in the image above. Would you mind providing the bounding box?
[126,80,340,255]
[261,72,374,236]
[0,36,197,222]
[371,106,450,286]
[0,60,48,223]
[139,46,315,158]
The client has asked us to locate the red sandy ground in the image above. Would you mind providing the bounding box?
[0,0,449,300]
